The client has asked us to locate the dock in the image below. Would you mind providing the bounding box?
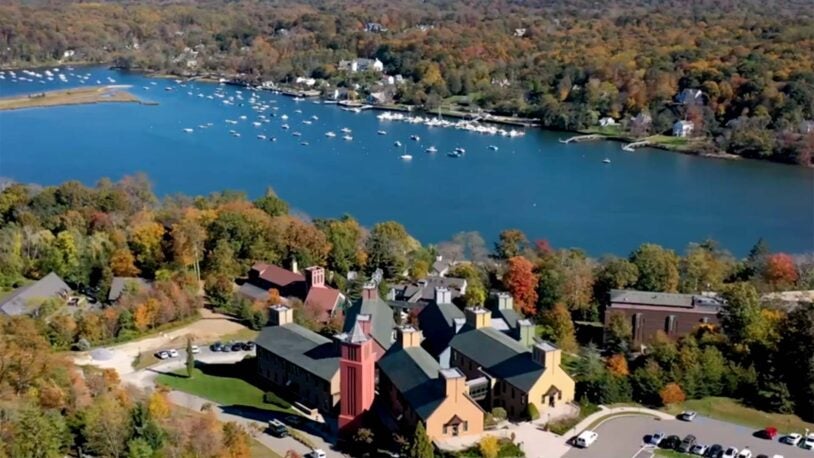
[559,134,604,144]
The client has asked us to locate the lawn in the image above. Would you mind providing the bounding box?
[250,440,284,458]
[654,450,686,458]
[156,359,294,415]
[664,397,814,434]
[548,402,601,436]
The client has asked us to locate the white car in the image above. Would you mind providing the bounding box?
[167,349,179,358]
[691,444,708,455]
[803,433,814,450]
[679,410,698,421]
[650,432,665,445]
[305,450,326,458]
[722,447,739,458]
[781,433,802,446]
[155,351,170,359]
[190,345,200,354]
[575,431,598,448]
[736,449,752,458]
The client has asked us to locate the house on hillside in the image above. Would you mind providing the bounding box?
[599,117,617,127]
[338,58,384,73]
[677,88,705,105]
[514,28,527,37]
[390,276,467,306]
[604,289,724,345]
[673,120,694,137]
[108,277,152,303]
[365,22,388,33]
[0,273,71,316]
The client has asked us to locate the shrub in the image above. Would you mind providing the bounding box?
[527,403,540,421]
[491,407,507,420]
[478,435,500,458]
[73,338,90,351]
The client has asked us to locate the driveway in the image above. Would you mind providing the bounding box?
[563,414,811,458]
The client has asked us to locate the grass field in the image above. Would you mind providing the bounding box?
[664,397,814,434]
[0,86,142,110]
[156,359,294,415]
[654,450,687,458]
[250,440,284,458]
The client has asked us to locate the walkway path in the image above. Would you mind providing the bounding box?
[569,405,674,437]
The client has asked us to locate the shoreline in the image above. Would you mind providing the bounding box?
[0,85,149,111]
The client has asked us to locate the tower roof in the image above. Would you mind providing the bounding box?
[349,321,369,344]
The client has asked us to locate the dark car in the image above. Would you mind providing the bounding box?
[244,341,256,350]
[210,342,223,352]
[221,343,231,352]
[677,434,697,453]
[659,435,681,450]
[756,454,769,458]
[231,342,244,351]
[267,419,288,438]
[705,445,724,458]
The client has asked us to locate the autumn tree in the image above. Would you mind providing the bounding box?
[659,382,686,406]
[593,257,639,304]
[366,221,417,278]
[761,253,798,290]
[83,393,132,458]
[254,188,289,217]
[540,303,577,352]
[10,406,69,458]
[630,244,679,292]
[503,256,539,316]
[479,435,500,458]
[606,354,630,377]
[222,422,251,458]
[495,229,528,260]
[679,241,732,293]
[605,312,633,354]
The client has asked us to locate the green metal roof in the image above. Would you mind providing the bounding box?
[343,295,396,350]
[377,344,445,421]
[255,323,340,382]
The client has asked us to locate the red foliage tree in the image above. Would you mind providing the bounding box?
[762,253,798,289]
[503,256,539,316]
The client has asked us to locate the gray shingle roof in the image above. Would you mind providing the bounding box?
[343,296,396,350]
[417,302,464,357]
[377,345,445,420]
[491,306,521,329]
[255,323,340,382]
[391,277,466,303]
[108,277,151,302]
[0,272,70,316]
[238,282,271,302]
[609,289,727,310]
[450,327,544,392]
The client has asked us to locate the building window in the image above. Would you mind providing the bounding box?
[633,313,644,342]
[512,387,516,399]
[463,421,468,432]
[665,315,677,335]
[443,426,448,434]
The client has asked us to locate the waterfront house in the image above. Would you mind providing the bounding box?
[390,276,467,306]
[338,58,384,73]
[431,255,454,277]
[599,117,617,127]
[377,326,485,441]
[514,28,527,37]
[673,120,694,137]
[0,272,71,316]
[364,22,388,33]
[449,308,576,419]
[604,289,724,345]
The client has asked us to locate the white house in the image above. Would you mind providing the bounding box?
[801,120,814,134]
[599,117,617,127]
[677,88,704,105]
[338,58,384,73]
[295,77,316,87]
[514,28,527,37]
[673,120,694,137]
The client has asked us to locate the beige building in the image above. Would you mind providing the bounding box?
[255,305,341,413]
[449,307,575,419]
[377,326,485,441]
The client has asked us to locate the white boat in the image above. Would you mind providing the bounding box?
[294,109,303,113]
[341,127,352,134]
[183,128,194,133]
[257,134,267,140]
[301,141,309,146]
[394,141,402,147]
[488,145,499,151]
[454,147,466,154]
[281,114,289,120]
[377,130,387,135]
[302,120,312,125]
[426,146,438,153]
[231,132,241,137]
[400,154,413,160]
[447,151,462,158]
[410,135,420,141]
[292,131,302,137]
[281,124,290,130]
[253,122,262,127]
[325,131,336,137]
[603,158,611,164]
[311,115,319,120]
[343,135,353,141]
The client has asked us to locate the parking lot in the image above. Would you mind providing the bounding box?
[563,414,812,458]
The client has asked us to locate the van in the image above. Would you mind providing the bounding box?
[575,430,598,448]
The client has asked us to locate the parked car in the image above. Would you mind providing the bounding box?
[660,435,682,450]
[692,444,709,455]
[190,345,200,354]
[574,431,598,448]
[167,349,179,358]
[244,341,256,350]
[736,449,752,458]
[210,342,223,352]
[803,433,814,450]
[221,344,231,352]
[155,351,170,359]
[722,447,739,458]
[285,415,303,426]
[649,432,666,445]
[231,342,243,351]
[678,435,697,453]
[679,410,698,421]
[305,449,326,458]
[706,444,724,458]
[756,426,778,440]
[267,419,288,438]
[781,433,802,446]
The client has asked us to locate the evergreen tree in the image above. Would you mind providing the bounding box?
[408,422,434,458]
[186,337,195,378]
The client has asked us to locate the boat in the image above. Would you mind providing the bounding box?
[281,114,289,120]
[454,147,466,154]
[281,124,290,130]
[269,137,277,142]
[325,131,336,137]
[400,154,413,160]
[292,131,302,137]
[311,115,319,120]
[231,132,241,137]
[239,115,247,120]
[341,127,352,134]
[257,134,267,140]
[447,151,462,158]
[410,135,420,141]
[183,128,194,133]
[377,130,387,135]
[603,158,612,164]
[488,145,499,151]
[343,135,353,141]
[301,141,309,145]
[302,120,312,125]
[394,141,402,147]
[253,122,262,127]
[426,146,438,153]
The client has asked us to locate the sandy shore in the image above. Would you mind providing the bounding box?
[0,85,145,111]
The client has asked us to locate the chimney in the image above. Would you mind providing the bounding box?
[268,305,293,326]
[464,306,490,330]
[291,257,299,274]
[516,319,535,347]
[436,255,443,262]
[497,292,514,311]
[453,317,466,334]
[305,266,325,290]
[440,368,467,402]
[357,314,372,337]
[434,287,452,305]
[397,325,422,348]
[362,282,378,301]
[532,341,561,371]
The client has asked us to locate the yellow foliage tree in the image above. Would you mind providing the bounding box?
[148,389,171,420]
[478,435,500,458]
[133,298,159,331]
[222,422,252,458]
[110,248,140,277]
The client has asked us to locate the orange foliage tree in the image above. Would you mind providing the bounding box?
[606,354,630,377]
[110,247,140,277]
[503,256,539,316]
[659,382,686,406]
[762,253,798,290]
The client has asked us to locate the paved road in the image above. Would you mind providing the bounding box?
[564,414,811,458]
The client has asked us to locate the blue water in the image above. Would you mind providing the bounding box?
[1,66,812,256]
